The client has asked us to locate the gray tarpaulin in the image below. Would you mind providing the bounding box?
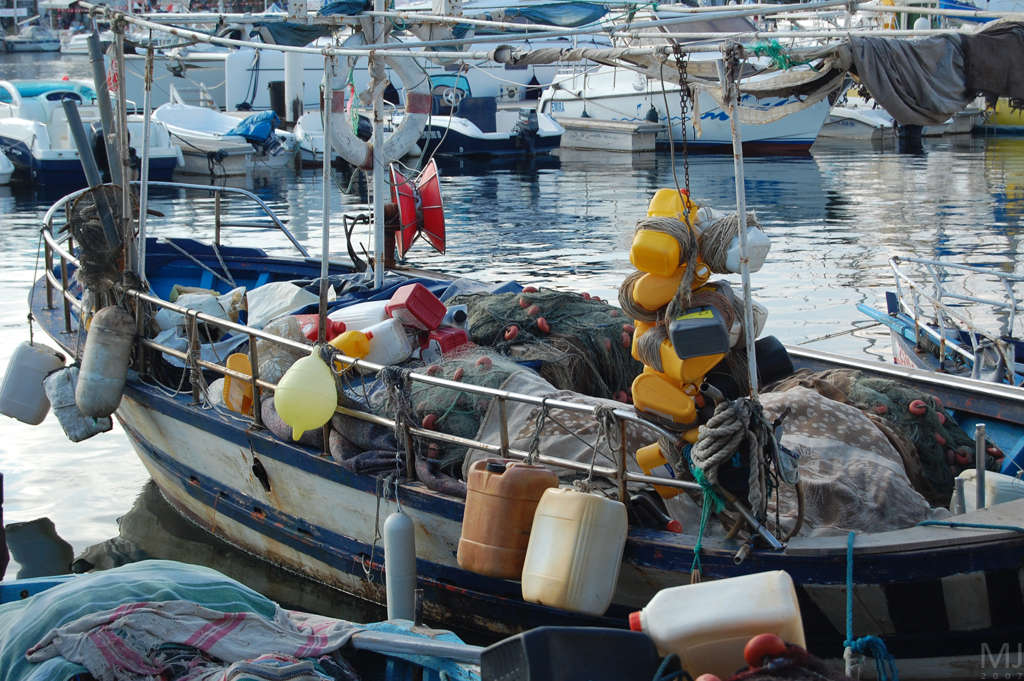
[848,34,972,126]
[962,20,1024,103]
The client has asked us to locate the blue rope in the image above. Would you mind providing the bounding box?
[916,520,1024,533]
[845,531,899,681]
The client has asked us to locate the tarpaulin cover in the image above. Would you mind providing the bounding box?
[455,1,607,37]
[848,34,971,125]
[254,21,334,46]
[225,110,280,144]
[962,20,1024,103]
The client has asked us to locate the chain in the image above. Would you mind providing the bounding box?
[671,41,690,198]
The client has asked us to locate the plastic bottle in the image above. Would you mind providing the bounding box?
[628,571,806,678]
[330,329,373,359]
[521,487,628,615]
[360,317,414,370]
[327,299,390,331]
[458,459,558,579]
[0,341,65,425]
[294,313,346,342]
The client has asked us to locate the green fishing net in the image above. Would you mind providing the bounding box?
[450,288,643,400]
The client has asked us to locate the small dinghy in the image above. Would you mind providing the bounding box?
[153,102,298,176]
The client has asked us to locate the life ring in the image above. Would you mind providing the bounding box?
[329,32,431,170]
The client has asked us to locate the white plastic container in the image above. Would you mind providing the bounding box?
[328,299,390,332]
[628,570,805,679]
[955,469,1024,512]
[0,341,65,425]
[520,487,628,615]
[725,226,771,274]
[360,317,414,371]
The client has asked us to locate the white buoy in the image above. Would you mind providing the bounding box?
[0,341,65,425]
[383,511,417,620]
[76,306,135,418]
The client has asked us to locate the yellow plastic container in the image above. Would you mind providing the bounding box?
[222,352,253,416]
[631,370,696,425]
[628,571,806,679]
[632,269,684,311]
[647,188,698,224]
[521,487,628,615]
[658,338,726,387]
[635,443,682,499]
[330,329,372,359]
[630,230,681,277]
[630,320,656,362]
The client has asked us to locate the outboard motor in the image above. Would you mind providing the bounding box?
[514,108,539,155]
[89,121,109,182]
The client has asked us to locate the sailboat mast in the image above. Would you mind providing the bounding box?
[371,0,386,289]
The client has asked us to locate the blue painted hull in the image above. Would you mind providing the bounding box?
[29,241,1024,671]
[0,136,177,187]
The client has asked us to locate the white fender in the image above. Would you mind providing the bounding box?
[329,33,431,169]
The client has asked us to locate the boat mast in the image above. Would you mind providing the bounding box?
[371,0,386,289]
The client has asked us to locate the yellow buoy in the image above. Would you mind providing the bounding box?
[274,348,337,440]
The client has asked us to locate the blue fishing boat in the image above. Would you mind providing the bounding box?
[16,8,1024,681]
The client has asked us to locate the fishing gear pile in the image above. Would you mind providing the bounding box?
[450,288,642,400]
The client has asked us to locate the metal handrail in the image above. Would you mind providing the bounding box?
[42,181,311,259]
[889,255,1023,380]
[37,199,785,550]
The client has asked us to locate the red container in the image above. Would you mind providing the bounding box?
[294,314,346,342]
[421,326,469,362]
[386,283,446,331]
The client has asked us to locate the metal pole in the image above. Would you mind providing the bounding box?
[372,0,386,289]
[975,423,986,510]
[87,30,122,187]
[717,47,759,397]
[137,36,154,284]
[318,55,333,343]
[115,25,136,274]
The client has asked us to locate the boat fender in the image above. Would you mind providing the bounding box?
[43,366,112,442]
[383,511,417,620]
[0,340,65,425]
[76,306,135,418]
[329,32,431,169]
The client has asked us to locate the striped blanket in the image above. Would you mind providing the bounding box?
[1,560,479,681]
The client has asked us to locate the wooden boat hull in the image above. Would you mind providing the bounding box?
[28,258,1024,680]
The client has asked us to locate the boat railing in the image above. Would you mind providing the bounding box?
[890,255,1024,378]
[38,187,784,550]
[42,181,311,259]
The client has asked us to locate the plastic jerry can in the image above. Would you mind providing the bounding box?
[360,318,414,370]
[631,370,697,425]
[458,459,558,578]
[631,265,712,312]
[628,571,805,679]
[0,341,65,425]
[630,230,681,277]
[635,443,682,499]
[386,283,447,331]
[648,187,698,224]
[421,326,469,363]
[293,314,346,342]
[521,487,628,615]
[327,299,390,331]
[630,320,656,362]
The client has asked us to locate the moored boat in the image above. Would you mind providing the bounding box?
[0,79,181,186]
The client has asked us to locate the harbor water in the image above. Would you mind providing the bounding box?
[3,52,1024,574]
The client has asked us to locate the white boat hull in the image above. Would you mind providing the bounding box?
[4,38,61,52]
[540,66,828,151]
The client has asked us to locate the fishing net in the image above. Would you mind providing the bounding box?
[449,288,643,400]
[360,346,533,478]
[67,185,133,294]
[765,368,1002,507]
